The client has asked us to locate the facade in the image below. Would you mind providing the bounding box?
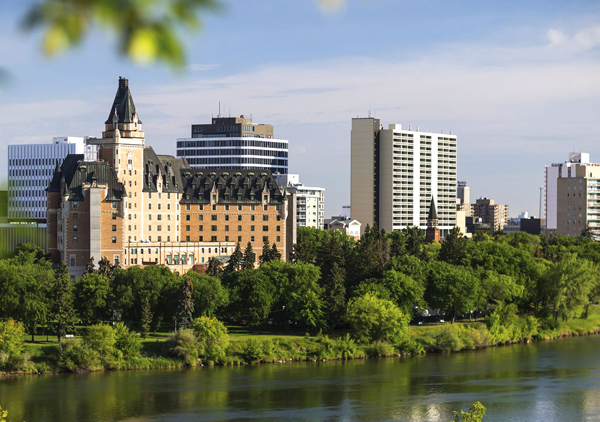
[176,116,289,174]
[456,181,472,217]
[273,174,325,229]
[324,216,361,240]
[545,152,594,231]
[47,78,291,277]
[7,137,94,222]
[472,198,509,232]
[351,118,457,237]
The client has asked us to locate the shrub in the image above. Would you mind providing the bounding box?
[365,341,395,357]
[189,317,230,364]
[114,322,142,358]
[243,337,265,363]
[396,338,425,355]
[0,319,25,357]
[434,326,464,352]
[57,340,100,372]
[337,334,359,359]
[523,316,540,341]
[168,329,199,366]
[84,324,117,365]
[463,325,494,349]
[346,293,410,344]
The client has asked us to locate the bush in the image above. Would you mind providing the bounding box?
[434,326,464,352]
[84,324,117,365]
[189,317,230,364]
[396,338,425,355]
[463,325,494,349]
[114,322,142,358]
[365,341,395,357]
[168,329,199,366]
[346,293,410,344]
[337,334,359,359]
[57,340,100,372]
[0,319,25,357]
[523,316,540,341]
[243,337,265,363]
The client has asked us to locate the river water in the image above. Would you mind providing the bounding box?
[2,334,600,422]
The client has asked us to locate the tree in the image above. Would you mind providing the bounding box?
[242,242,255,270]
[287,263,324,332]
[140,297,152,339]
[84,323,117,366]
[224,243,243,274]
[404,226,424,257]
[175,277,195,329]
[389,230,407,258]
[376,269,426,315]
[581,224,596,240]
[426,262,479,323]
[226,270,275,330]
[450,401,486,422]
[259,239,272,265]
[439,227,466,264]
[114,322,142,358]
[83,257,95,275]
[50,262,77,342]
[350,224,389,285]
[74,273,111,325]
[186,272,229,317]
[206,257,223,278]
[189,316,230,363]
[346,293,409,343]
[13,262,53,342]
[322,263,346,333]
[0,319,26,360]
[292,236,313,263]
[271,243,282,261]
[98,257,115,278]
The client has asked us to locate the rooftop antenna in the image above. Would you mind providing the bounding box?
[539,187,543,219]
[218,101,221,118]
[229,103,231,117]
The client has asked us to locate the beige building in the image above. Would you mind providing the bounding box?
[47,78,291,277]
[351,118,457,237]
[555,163,600,236]
[472,198,509,232]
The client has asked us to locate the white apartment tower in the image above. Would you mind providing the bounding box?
[7,137,93,222]
[351,118,457,236]
[274,174,325,229]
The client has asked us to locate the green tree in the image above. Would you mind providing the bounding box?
[189,316,230,363]
[242,242,255,270]
[450,401,486,422]
[98,256,114,278]
[350,224,389,285]
[186,272,229,317]
[404,226,424,257]
[224,242,243,274]
[74,273,111,325]
[377,269,426,315]
[175,277,195,328]
[426,262,479,323]
[206,257,223,278]
[114,321,142,358]
[83,257,95,275]
[13,263,53,342]
[259,239,272,265]
[140,297,152,339]
[50,262,78,342]
[270,243,282,261]
[84,323,117,366]
[346,293,409,343]
[0,319,25,360]
[292,235,314,263]
[389,230,407,258]
[439,227,466,264]
[322,263,346,333]
[226,270,275,330]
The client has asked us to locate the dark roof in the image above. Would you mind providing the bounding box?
[180,169,285,204]
[427,197,438,220]
[142,148,188,193]
[105,77,140,124]
[47,155,125,201]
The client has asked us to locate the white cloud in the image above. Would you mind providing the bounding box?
[547,25,600,51]
[186,63,220,72]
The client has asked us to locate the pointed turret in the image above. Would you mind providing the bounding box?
[426,196,440,243]
[427,197,438,223]
[105,77,141,125]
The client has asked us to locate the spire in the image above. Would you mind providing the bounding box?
[105,77,141,125]
[427,197,438,221]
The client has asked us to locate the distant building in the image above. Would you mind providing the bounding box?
[425,198,441,243]
[456,181,472,217]
[351,118,457,237]
[274,174,325,229]
[176,115,289,174]
[324,216,361,240]
[8,137,95,222]
[545,152,600,237]
[472,198,509,232]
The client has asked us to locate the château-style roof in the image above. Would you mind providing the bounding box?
[47,154,126,201]
[105,77,140,125]
[142,148,188,193]
[427,197,438,221]
[179,169,285,204]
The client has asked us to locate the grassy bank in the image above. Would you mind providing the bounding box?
[3,310,600,376]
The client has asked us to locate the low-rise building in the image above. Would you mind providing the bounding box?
[324,216,361,240]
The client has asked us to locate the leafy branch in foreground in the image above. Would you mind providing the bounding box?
[451,401,486,422]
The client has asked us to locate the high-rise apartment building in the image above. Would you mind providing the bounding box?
[274,174,325,229]
[351,118,457,236]
[545,152,600,237]
[176,116,289,174]
[472,198,509,231]
[47,78,292,277]
[7,137,94,222]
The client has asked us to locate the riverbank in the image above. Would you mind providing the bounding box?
[3,310,600,377]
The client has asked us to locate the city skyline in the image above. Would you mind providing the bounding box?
[2,0,600,217]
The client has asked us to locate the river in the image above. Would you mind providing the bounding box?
[2,334,600,422]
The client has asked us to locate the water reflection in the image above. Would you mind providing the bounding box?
[2,335,600,422]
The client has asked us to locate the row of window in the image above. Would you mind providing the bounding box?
[185,225,279,232]
[180,138,286,149]
[185,157,288,166]
[184,235,280,243]
[178,148,288,158]
[185,214,275,222]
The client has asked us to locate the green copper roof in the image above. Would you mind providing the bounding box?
[105,77,141,124]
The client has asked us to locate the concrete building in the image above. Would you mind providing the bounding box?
[456,181,472,217]
[472,198,509,232]
[274,174,325,229]
[7,137,96,222]
[47,78,292,277]
[176,116,289,174]
[324,217,361,240]
[351,118,457,237]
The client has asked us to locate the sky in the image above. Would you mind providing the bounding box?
[2,0,600,218]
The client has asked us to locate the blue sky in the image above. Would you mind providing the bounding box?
[2,0,600,218]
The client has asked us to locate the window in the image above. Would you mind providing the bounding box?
[186,215,190,221]
[199,236,203,241]
[167,225,171,231]
[73,236,78,244]
[251,225,255,232]
[238,205,242,211]
[263,215,269,221]
[225,225,229,232]
[157,225,162,231]
[148,225,152,231]
[251,236,255,242]
[238,225,242,231]
[199,225,204,232]
[225,215,229,221]
[70,255,76,267]
[211,236,217,242]
[211,225,217,231]
[73,201,79,209]
[148,203,152,210]
[251,205,256,211]
[174,253,179,265]
[199,215,203,221]
[277,236,281,242]
[158,236,162,242]
[263,225,269,232]
[238,215,242,221]
[199,205,204,211]
[112,213,117,220]
[181,253,187,265]
[225,205,230,211]
[238,236,242,242]
[186,236,190,242]
[114,255,120,266]
[112,236,117,244]
[111,202,116,209]
[128,225,131,231]
[251,215,255,221]
[158,215,162,221]
[186,204,191,211]
[73,213,78,220]
[263,205,268,211]
[212,215,217,221]
[276,225,281,232]
[158,203,161,210]
[73,224,78,232]
[263,236,269,243]
[212,204,217,211]
[112,225,117,232]
[225,236,229,242]
[166,253,172,265]
[167,203,171,210]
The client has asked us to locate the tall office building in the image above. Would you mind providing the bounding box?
[351,118,457,236]
[176,116,289,174]
[274,174,325,229]
[545,152,600,236]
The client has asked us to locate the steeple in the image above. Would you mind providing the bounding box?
[105,77,141,125]
[99,77,145,142]
[426,197,441,243]
[427,197,438,225]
